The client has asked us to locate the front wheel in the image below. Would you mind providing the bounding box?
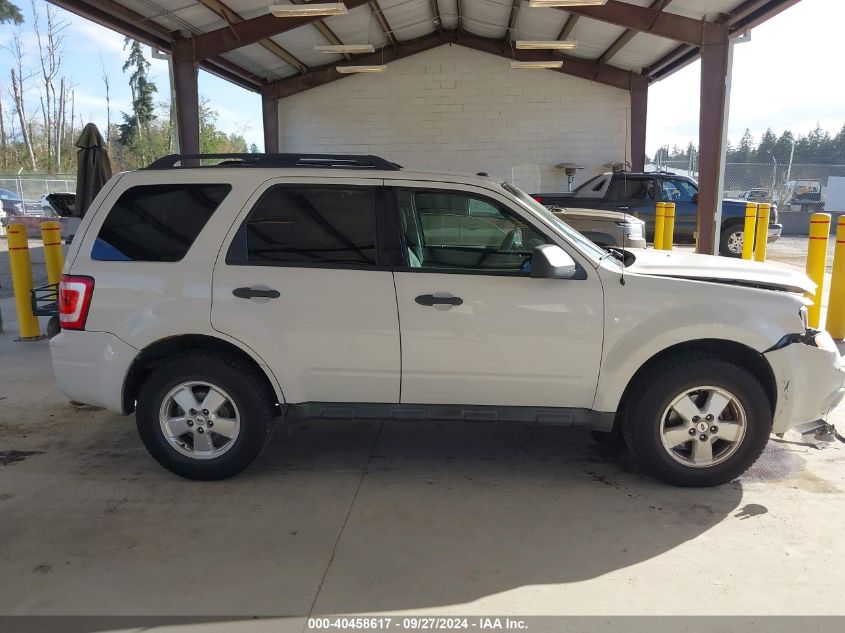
[136,350,276,480]
[622,353,771,486]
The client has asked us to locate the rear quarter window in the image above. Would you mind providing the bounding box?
[91,183,231,262]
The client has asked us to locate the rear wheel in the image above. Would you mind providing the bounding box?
[136,350,275,480]
[622,353,771,486]
[719,222,745,258]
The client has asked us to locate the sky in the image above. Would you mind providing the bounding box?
[0,1,265,149]
[646,0,844,155]
[0,0,841,155]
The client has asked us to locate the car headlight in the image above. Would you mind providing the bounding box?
[617,221,643,238]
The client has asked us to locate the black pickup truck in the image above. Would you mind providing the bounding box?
[533,171,782,257]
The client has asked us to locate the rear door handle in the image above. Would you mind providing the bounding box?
[233,286,280,299]
[415,294,463,307]
[617,205,629,211]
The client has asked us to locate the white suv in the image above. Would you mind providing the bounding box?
[50,153,845,486]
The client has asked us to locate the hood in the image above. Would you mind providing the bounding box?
[626,249,814,293]
[555,207,642,224]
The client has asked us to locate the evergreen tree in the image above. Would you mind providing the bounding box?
[119,38,157,164]
[0,0,23,24]
[757,128,777,158]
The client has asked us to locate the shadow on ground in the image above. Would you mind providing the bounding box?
[0,398,746,615]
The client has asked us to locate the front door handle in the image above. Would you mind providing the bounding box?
[415,294,463,307]
[617,205,629,211]
[233,286,281,299]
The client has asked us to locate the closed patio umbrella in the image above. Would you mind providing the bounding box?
[74,123,112,217]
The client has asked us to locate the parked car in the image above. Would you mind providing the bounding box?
[779,179,824,213]
[50,153,844,487]
[549,206,647,249]
[739,188,770,203]
[533,171,782,258]
[0,187,24,217]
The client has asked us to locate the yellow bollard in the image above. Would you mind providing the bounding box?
[6,224,42,340]
[40,220,64,285]
[654,202,666,250]
[662,202,676,251]
[754,203,771,262]
[826,216,845,339]
[806,213,832,329]
[742,202,757,260]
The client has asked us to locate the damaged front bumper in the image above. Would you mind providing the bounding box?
[764,329,845,435]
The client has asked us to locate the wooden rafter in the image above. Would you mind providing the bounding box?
[503,0,521,51]
[197,0,308,74]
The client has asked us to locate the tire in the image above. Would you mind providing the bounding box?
[621,353,771,487]
[719,222,745,258]
[136,350,276,480]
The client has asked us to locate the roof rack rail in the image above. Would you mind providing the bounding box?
[145,153,402,171]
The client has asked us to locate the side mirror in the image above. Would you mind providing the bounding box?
[531,244,577,279]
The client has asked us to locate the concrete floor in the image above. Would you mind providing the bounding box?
[2,239,845,631]
[1,295,845,628]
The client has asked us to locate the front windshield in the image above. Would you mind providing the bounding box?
[502,181,609,262]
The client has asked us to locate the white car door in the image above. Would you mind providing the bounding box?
[388,182,604,409]
[211,178,401,404]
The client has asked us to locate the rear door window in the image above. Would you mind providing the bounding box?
[92,183,231,262]
[227,186,378,267]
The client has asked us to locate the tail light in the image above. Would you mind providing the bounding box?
[59,275,94,330]
[532,196,543,203]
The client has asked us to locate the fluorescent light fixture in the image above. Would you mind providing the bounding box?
[315,44,376,54]
[515,40,578,50]
[511,60,564,69]
[336,65,387,73]
[528,0,607,7]
[269,3,348,17]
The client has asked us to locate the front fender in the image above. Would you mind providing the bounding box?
[593,268,805,414]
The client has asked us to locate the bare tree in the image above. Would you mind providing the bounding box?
[0,95,7,171]
[100,55,111,153]
[7,32,36,170]
[32,0,68,172]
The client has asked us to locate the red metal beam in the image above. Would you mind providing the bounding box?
[598,0,674,65]
[630,79,648,172]
[264,30,646,99]
[190,0,372,60]
[47,0,263,91]
[696,33,730,255]
[557,14,579,41]
[173,56,200,154]
[555,0,720,46]
[648,0,802,82]
[369,0,399,49]
[266,31,451,99]
[261,86,280,153]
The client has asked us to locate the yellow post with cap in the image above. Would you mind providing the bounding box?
[826,216,845,339]
[806,213,832,329]
[662,202,676,251]
[742,202,757,260]
[40,220,64,285]
[753,203,771,262]
[654,202,665,250]
[7,223,42,340]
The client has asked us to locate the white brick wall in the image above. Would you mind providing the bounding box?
[278,44,631,192]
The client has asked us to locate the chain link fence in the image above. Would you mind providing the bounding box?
[652,159,845,212]
[0,174,75,205]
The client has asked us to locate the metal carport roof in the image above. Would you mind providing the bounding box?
[49,0,800,95]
